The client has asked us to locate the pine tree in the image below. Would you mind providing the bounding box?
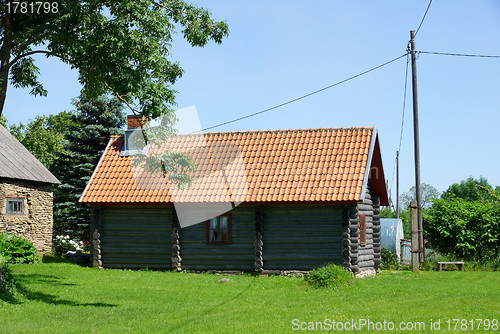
[54,96,125,240]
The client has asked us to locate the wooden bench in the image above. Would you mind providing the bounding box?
[437,261,464,271]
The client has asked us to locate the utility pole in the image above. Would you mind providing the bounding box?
[396,151,400,219]
[410,30,424,263]
[410,201,419,273]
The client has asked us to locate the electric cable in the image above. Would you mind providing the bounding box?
[418,51,500,58]
[415,0,433,37]
[389,52,411,210]
[197,53,409,133]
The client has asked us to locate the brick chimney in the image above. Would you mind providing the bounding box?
[127,115,148,129]
[121,115,149,157]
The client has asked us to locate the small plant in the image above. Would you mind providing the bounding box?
[0,264,19,297]
[304,264,353,289]
[0,233,38,264]
[52,235,90,256]
[381,247,399,270]
[423,255,500,272]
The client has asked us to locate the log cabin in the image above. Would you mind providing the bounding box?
[80,117,388,277]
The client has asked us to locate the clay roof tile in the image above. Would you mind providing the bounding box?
[80,127,385,205]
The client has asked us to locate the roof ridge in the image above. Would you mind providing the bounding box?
[112,127,374,140]
[179,126,374,136]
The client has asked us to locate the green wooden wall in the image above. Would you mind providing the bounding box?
[98,206,172,269]
[180,205,255,271]
[96,203,345,271]
[262,204,344,270]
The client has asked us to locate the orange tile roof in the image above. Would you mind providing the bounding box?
[80,127,388,205]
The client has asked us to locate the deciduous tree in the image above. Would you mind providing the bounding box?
[399,183,440,210]
[424,197,500,260]
[8,111,74,171]
[442,176,499,203]
[0,0,229,118]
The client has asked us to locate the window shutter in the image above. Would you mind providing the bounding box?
[359,215,367,247]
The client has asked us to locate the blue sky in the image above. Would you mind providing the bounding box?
[3,1,500,205]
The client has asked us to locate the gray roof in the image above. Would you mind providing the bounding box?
[0,124,60,184]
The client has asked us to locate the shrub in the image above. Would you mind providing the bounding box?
[381,247,399,270]
[0,263,17,296]
[424,197,500,260]
[421,255,500,272]
[304,264,353,289]
[464,258,500,271]
[52,235,90,256]
[0,233,38,264]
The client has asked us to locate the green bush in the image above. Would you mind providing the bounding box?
[422,255,500,272]
[0,254,8,267]
[304,264,353,289]
[424,197,500,260]
[464,258,500,271]
[381,247,399,270]
[0,264,18,296]
[0,233,38,264]
[52,235,90,256]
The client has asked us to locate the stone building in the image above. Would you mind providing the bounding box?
[0,124,60,252]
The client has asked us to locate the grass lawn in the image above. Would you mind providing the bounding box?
[1,260,499,333]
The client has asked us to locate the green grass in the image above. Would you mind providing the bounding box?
[1,261,499,333]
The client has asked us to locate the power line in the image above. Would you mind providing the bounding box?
[389,52,410,209]
[418,51,500,58]
[398,53,411,153]
[198,53,409,133]
[415,0,433,37]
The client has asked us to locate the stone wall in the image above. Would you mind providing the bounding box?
[0,177,54,252]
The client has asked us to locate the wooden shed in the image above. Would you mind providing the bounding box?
[80,122,388,277]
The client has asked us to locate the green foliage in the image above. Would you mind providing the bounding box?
[53,96,125,240]
[380,207,397,218]
[8,112,74,172]
[399,208,411,239]
[0,265,19,298]
[424,197,500,260]
[0,114,7,127]
[304,264,353,289]
[52,235,90,257]
[422,255,500,272]
[53,236,76,257]
[0,233,38,264]
[442,176,499,203]
[0,0,229,120]
[463,258,500,271]
[381,247,399,270]
[0,254,9,267]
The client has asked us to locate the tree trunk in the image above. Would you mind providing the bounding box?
[0,6,14,118]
